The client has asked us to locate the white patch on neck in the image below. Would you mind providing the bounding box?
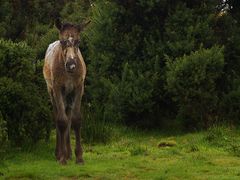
[45,41,60,58]
[69,37,74,44]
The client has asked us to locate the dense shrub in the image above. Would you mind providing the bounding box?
[85,1,168,127]
[0,0,240,137]
[81,104,113,144]
[164,3,216,58]
[205,125,233,147]
[34,28,58,60]
[60,0,90,24]
[205,125,240,157]
[83,1,239,130]
[166,46,224,129]
[0,39,51,145]
[221,80,240,124]
[0,111,7,150]
[104,63,157,126]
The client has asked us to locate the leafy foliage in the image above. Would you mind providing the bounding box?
[221,81,240,124]
[0,0,240,145]
[166,46,224,128]
[0,111,7,153]
[0,39,51,146]
[81,104,114,144]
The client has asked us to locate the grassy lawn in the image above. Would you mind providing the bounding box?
[1,126,240,179]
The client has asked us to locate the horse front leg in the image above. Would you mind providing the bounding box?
[65,94,75,160]
[55,124,61,161]
[72,85,84,164]
[66,123,72,160]
[52,85,69,165]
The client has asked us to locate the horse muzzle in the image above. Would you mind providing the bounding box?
[65,59,77,73]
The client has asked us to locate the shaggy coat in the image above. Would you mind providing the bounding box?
[43,21,89,165]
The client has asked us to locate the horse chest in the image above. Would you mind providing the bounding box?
[64,79,75,95]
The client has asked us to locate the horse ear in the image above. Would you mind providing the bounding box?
[55,18,62,31]
[77,20,91,32]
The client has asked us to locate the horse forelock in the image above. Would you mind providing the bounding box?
[59,23,80,40]
[61,23,75,31]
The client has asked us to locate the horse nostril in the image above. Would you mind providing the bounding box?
[66,60,76,71]
[69,64,76,70]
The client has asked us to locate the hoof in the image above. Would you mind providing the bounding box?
[66,154,72,160]
[55,151,61,161]
[59,157,67,165]
[76,158,84,165]
[56,155,61,161]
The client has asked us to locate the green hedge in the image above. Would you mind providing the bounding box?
[166,46,224,128]
[0,39,51,146]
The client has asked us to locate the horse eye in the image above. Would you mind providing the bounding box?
[60,40,67,47]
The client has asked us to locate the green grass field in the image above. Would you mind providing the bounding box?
[1,126,240,180]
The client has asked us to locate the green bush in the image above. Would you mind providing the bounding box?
[34,28,58,60]
[81,103,114,144]
[205,125,232,147]
[166,46,224,129]
[0,111,7,151]
[104,63,156,126]
[221,79,240,124]
[1,0,240,133]
[60,0,90,24]
[84,1,224,129]
[85,1,168,127]
[0,39,51,146]
[205,125,240,157]
[164,3,216,58]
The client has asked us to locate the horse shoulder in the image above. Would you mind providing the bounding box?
[43,42,58,87]
[45,41,61,71]
[44,41,64,86]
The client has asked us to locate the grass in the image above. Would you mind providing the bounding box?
[1,126,240,179]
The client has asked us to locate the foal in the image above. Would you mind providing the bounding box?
[43,20,89,165]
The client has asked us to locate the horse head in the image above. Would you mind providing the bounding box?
[55,19,90,73]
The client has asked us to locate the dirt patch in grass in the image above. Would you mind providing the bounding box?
[158,140,177,148]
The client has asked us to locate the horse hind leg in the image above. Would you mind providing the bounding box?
[55,126,61,161]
